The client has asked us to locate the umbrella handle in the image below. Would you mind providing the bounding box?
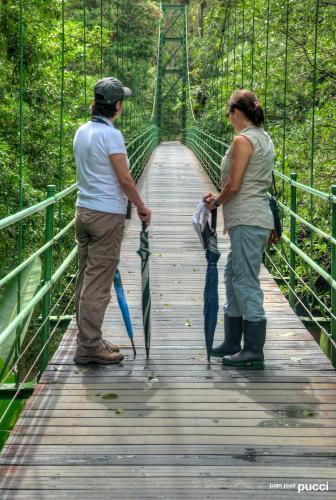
[142,221,148,231]
[211,209,217,233]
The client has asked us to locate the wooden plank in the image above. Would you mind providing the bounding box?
[10,426,336,438]
[0,477,335,491]
[3,443,336,457]
[1,142,336,498]
[6,435,336,446]
[1,452,336,467]
[15,417,336,428]
[1,491,336,500]
[1,465,336,479]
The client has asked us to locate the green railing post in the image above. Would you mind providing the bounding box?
[40,185,56,373]
[331,185,336,353]
[289,173,297,308]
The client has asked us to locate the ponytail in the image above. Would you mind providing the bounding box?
[228,90,264,127]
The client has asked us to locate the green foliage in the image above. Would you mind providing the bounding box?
[0,0,160,275]
[187,0,336,193]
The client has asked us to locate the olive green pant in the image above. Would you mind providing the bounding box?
[75,207,125,354]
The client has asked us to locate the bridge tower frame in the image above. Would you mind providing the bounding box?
[155,3,187,139]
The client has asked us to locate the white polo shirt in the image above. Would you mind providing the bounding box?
[73,116,128,214]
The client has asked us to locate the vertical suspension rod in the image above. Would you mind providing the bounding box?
[241,0,245,88]
[16,0,25,385]
[58,0,65,229]
[251,0,255,88]
[264,0,270,127]
[100,0,103,78]
[83,0,87,120]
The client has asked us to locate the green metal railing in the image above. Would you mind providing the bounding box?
[0,184,77,389]
[183,126,336,366]
[183,127,229,189]
[127,125,160,182]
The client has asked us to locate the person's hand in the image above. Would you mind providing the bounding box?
[137,205,152,224]
[203,192,218,210]
[202,192,214,204]
[268,229,280,245]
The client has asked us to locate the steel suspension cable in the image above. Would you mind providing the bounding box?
[121,9,125,130]
[241,0,245,88]
[282,0,289,176]
[130,0,136,132]
[233,0,237,89]
[220,29,225,132]
[225,5,230,113]
[108,0,111,73]
[58,0,65,226]
[264,0,270,127]
[150,2,162,124]
[16,0,24,384]
[83,0,87,120]
[100,0,103,78]
[310,0,320,190]
[19,0,24,217]
[215,11,225,126]
[219,6,230,131]
[116,0,119,72]
[309,0,320,310]
[251,0,255,88]
[281,0,290,222]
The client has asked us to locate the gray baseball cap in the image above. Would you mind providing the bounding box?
[94,77,132,104]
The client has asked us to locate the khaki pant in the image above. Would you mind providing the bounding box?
[75,207,125,354]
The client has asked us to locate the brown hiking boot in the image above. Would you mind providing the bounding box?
[74,344,124,365]
[102,339,120,353]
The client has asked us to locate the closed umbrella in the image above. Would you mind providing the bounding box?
[203,210,221,362]
[113,268,136,358]
[137,222,152,358]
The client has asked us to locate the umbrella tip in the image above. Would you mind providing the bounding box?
[146,347,150,359]
[207,354,211,363]
[131,339,136,358]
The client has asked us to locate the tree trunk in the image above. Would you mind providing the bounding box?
[198,0,207,38]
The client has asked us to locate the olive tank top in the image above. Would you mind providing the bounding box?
[220,125,275,233]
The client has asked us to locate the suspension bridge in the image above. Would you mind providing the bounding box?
[0,1,335,498]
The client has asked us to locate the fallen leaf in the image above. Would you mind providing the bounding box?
[290,357,302,363]
[101,393,118,400]
[302,409,315,417]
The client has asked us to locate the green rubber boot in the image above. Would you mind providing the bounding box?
[211,315,243,358]
[222,319,266,369]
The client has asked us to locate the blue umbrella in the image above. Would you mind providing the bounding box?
[113,268,136,358]
[203,210,221,362]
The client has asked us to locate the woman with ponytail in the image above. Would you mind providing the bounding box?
[204,90,275,368]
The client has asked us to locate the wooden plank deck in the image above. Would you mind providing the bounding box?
[0,142,336,499]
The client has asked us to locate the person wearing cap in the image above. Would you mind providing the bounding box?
[73,77,151,365]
